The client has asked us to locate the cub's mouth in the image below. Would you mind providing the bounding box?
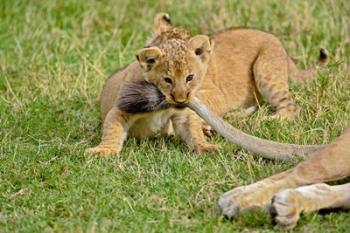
[117,80,189,113]
[173,103,187,109]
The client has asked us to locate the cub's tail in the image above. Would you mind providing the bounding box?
[288,48,328,83]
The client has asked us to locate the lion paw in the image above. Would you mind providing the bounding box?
[219,182,277,218]
[85,146,118,157]
[218,187,245,218]
[202,122,217,137]
[270,190,301,229]
[271,106,300,121]
[192,143,219,154]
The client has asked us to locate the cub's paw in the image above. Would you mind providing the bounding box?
[218,187,245,218]
[271,106,300,121]
[202,122,216,137]
[270,190,301,229]
[192,143,219,154]
[85,146,118,157]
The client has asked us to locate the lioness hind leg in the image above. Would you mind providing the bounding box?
[253,44,300,120]
[271,183,350,229]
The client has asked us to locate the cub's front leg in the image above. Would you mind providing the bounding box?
[86,106,129,157]
[172,109,219,153]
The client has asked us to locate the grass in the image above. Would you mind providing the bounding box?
[1,0,350,232]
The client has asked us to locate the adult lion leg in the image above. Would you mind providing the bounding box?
[85,107,129,157]
[271,183,350,229]
[219,127,350,218]
[219,168,299,218]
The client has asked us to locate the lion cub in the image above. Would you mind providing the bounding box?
[86,13,327,156]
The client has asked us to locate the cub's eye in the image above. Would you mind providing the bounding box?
[186,74,194,82]
[164,77,173,84]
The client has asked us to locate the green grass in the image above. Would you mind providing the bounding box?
[1,0,350,232]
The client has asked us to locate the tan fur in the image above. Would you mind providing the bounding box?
[219,126,350,229]
[86,13,327,156]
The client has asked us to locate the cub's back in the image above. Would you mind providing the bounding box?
[199,29,282,110]
[211,28,283,66]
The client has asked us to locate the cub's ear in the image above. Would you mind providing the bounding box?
[188,35,211,63]
[136,47,163,71]
[153,13,172,35]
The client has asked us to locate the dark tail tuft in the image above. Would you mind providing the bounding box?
[319,48,328,63]
[117,81,170,114]
[288,48,329,83]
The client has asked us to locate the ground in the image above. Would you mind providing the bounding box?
[1,0,350,232]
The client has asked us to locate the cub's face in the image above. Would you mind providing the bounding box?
[136,35,211,105]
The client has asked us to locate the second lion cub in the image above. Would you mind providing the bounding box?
[86,13,327,156]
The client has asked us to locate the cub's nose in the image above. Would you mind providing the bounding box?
[171,94,189,104]
[171,94,187,104]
